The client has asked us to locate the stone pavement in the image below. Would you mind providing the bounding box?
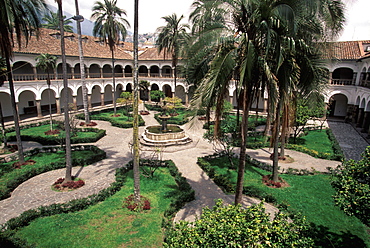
[0,110,364,225]
[327,120,369,161]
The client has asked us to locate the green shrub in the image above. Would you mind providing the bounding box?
[164,199,314,247]
[331,147,370,226]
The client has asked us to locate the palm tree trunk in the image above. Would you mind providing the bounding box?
[272,99,282,182]
[133,0,140,203]
[0,102,7,148]
[75,0,90,124]
[5,55,24,163]
[112,50,116,116]
[280,104,289,158]
[47,73,53,131]
[57,0,72,182]
[173,60,177,98]
[235,88,251,205]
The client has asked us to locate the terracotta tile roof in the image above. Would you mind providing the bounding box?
[323,40,370,60]
[13,28,132,60]
[138,47,168,60]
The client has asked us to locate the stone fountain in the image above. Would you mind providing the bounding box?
[141,115,192,147]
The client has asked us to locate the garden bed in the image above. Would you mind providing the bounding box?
[197,154,369,247]
[0,145,106,200]
[1,160,194,248]
[6,121,105,145]
[77,108,145,128]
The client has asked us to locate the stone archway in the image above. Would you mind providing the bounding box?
[13,61,34,81]
[40,88,57,116]
[328,93,348,117]
[18,90,37,116]
[0,92,12,117]
[163,85,172,98]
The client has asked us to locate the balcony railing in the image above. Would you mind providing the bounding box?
[13,74,35,81]
[10,72,182,82]
[331,79,354,85]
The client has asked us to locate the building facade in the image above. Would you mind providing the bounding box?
[1,29,370,133]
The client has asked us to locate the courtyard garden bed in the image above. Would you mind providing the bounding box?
[0,145,106,200]
[154,108,191,125]
[0,160,194,248]
[197,154,370,247]
[77,107,145,128]
[6,121,105,145]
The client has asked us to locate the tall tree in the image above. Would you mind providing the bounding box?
[269,0,345,182]
[42,11,73,32]
[74,0,90,124]
[35,53,57,131]
[132,0,140,203]
[91,0,130,116]
[55,0,73,182]
[156,13,189,97]
[0,0,46,164]
[0,58,7,147]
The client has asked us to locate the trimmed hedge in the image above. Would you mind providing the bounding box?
[6,122,106,145]
[77,107,145,128]
[0,159,194,247]
[0,145,106,200]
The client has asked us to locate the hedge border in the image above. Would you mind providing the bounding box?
[6,121,106,145]
[76,107,145,128]
[0,159,194,247]
[0,145,106,201]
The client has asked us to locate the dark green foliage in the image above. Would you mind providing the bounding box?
[197,153,369,247]
[150,90,165,103]
[154,108,190,125]
[0,146,106,200]
[0,159,194,247]
[76,107,145,128]
[145,103,162,111]
[6,121,105,145]
[331,147,370,226]
[164,199,314,247]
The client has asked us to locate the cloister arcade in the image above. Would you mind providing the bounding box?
[3,36,370,136]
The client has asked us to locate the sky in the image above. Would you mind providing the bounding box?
[45,0,370,41]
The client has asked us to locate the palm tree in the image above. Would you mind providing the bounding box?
[35,53,57,131]
[0,0,46,164]
[55,0,73,182]
[74,0,90,124]
[91,0,130,116]
[0,58,7,147]
[156,14,189,97]
[269,0,345,182]
[42,11,73,32]
[132,0,140,203]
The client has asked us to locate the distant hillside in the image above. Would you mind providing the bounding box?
[43,5,95,37]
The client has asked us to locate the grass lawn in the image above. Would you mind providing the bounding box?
[291,129,334,154]
[89,110,145,128]
[6,124,103,145]
[14,167,179,248]
[202,156,370,247]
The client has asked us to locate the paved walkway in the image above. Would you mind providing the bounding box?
[327,120,369,161]
[0,110,365,225]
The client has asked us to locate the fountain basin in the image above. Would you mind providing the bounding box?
[141,125,192,146]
